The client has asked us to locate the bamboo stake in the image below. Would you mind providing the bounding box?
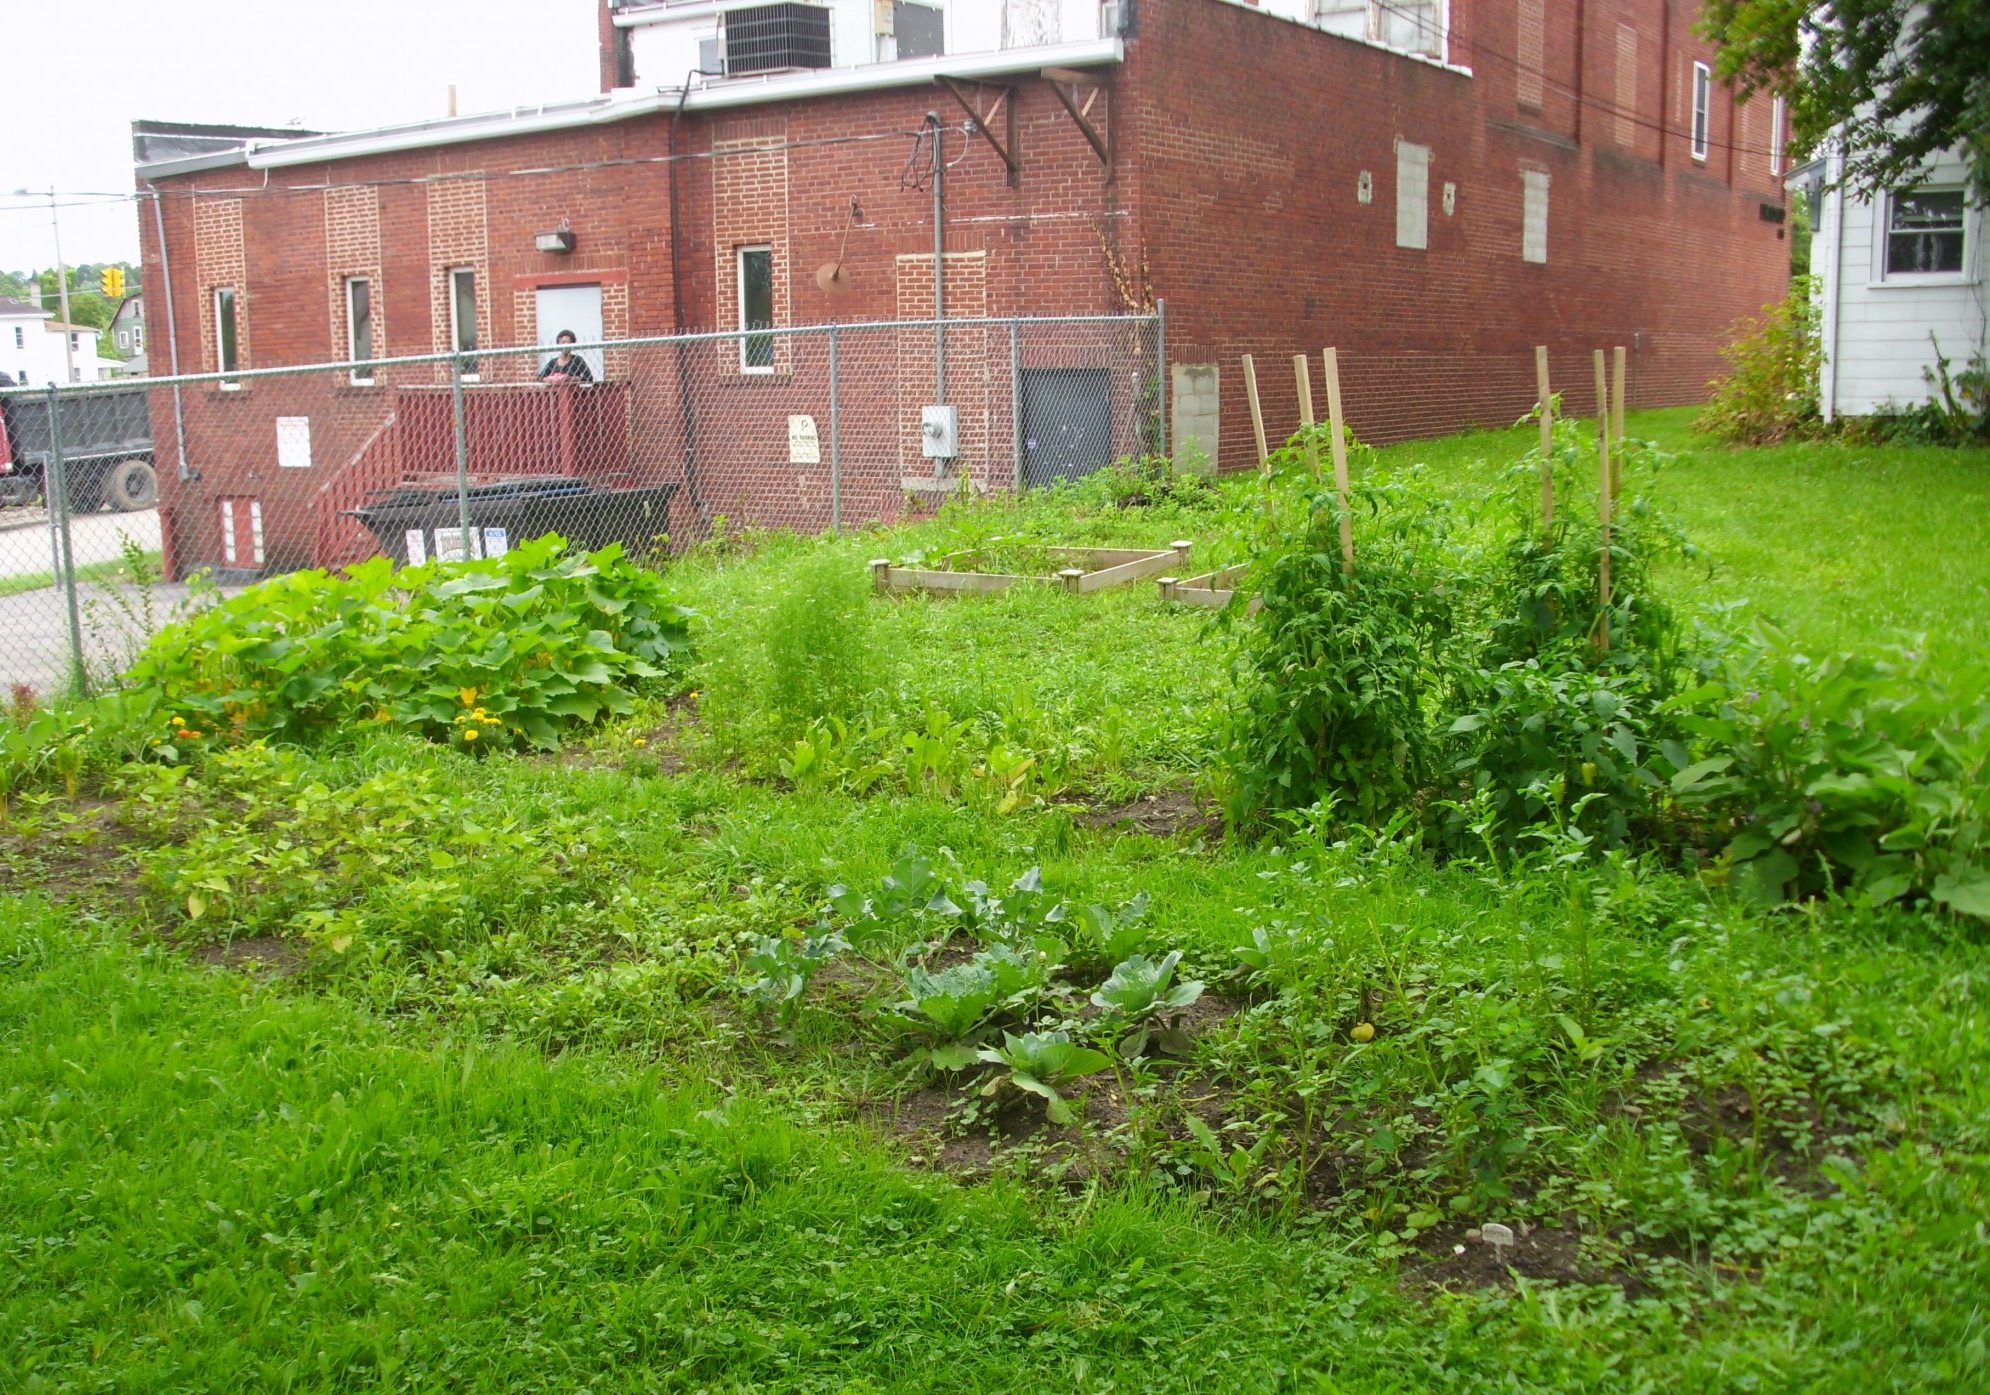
[1293,353,1322,479]
[1594,349,1612,652]
[1611,344,1627,498]
[1323,348,1354,574]
[1535,345,1554,532]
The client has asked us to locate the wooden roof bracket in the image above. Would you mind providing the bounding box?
[1040,66,1113,182]
[936,75,1018,186]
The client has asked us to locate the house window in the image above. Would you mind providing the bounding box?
[449,267,479,377]
[346,277,374,383]
[1769,95,1786,175]
[12,327,21,350]
[891,2,945,59]
[1691,62,1711,162]
[1885,189,1967,277]
[134,324,144,353]
[737,245,775,371]
[1522,170,1550,263]
[1315,0,1444,59]
[69,332,80,353]
[214,287,239,383]
[1396,142,1430,250]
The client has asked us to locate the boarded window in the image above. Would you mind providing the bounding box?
[1691,62,1711,160]
[1516,0,1543,108]
[1522,170,1549,264]
[1396,142,1431,250]
[1615,25,1637,147]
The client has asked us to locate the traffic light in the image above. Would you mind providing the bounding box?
[100,266,125,299]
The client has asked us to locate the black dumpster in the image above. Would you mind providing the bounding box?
[344,477,679,566]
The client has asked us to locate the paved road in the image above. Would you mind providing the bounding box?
[0,581,209,697]
[0,507,161,579]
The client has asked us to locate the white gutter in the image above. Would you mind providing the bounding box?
[1820,144,1844,422]
[241,39,1122,171]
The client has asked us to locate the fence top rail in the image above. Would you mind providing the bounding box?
[26,312,1163,396]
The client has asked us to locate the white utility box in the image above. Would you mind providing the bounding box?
[920,404,959,458]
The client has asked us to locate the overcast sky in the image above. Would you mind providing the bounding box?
[0,1,599,273]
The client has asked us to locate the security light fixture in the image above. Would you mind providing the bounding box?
[535,229,576,254]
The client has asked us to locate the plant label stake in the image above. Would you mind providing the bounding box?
[1535,345,1554,532]
[1323,348,1354,575]
[1292,353,1322,479]
[1611,345,1628,498]
[1594,349,1612,652]
[1242,353,1272,518]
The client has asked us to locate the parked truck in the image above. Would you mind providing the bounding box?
[0,385,157,512]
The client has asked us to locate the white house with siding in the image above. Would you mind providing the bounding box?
[1797,145,1989,418]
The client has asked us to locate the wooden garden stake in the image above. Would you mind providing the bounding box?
[1242,354,1270,471]
[1323,347,1355,574]
[1293,353,1323,479]
[1594,349,1612,652]
[1535,345,1554,531]
[1611,345,1627,498]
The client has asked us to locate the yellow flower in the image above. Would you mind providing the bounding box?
[633,737,648,748]
[459,686,478,706]
[463,728,480,742]
[1350,1022,1376,1043]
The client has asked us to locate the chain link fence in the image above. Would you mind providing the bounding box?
[1,313,1713,698]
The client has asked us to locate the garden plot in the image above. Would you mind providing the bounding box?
[870,539,1193,596]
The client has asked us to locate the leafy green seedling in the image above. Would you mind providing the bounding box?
[1233,921,1311,987]
[741,932,844,1024]
[1093,950,1205,1058]
[900,962,1001,1069]
[977,1030,1112,1125]
[1055,890,1152,967]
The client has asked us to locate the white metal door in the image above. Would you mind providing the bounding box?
[534,284,605,379]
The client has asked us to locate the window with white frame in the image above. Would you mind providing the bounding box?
[1691,62,1711,162]
[1884,189,1967,278]
[737,245,775,371]
[12,326,21,350]
[1769,95,1786,175]
[1522,170,1550,263]
[1396,142,1431,250]
[448,267,479,378]
[214,286,240,385]
[345,276,374,383]
[1313,0,1445,60]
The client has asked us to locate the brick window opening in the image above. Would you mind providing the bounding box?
[346,276,374,384]
[1614,25,1637,147]
[1886,189,1966,277]
[1396,141,1431,251]
[1522,170,1550,264]
[737,245,775,372]
[1515,0,1543,109]
[214,286,240,386]
[219,497,264,567]
[1769,96,1786,176]
[1691,62,1712,162]
[449,267,480,379]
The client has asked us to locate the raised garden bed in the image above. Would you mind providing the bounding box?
[1155,565,1250,609]
[871,540,1193,596]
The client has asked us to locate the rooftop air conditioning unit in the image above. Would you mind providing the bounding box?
[723,3,834,75]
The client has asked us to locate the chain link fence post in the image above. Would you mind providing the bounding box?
[828,324,841,536]
[43,386,88,699]
[450,355,475,560]
[1154,300,1169,460]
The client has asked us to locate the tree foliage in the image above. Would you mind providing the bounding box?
[1699,0,1990,200]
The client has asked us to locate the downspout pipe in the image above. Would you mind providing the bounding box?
[928,112,945,409]
[144,186,192,484]
[668,73,711,523]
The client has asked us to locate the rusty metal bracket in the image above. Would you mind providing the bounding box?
[936,76,1018,186]
[1041,66,1112,181]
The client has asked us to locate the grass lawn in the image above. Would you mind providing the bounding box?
[0,549,165,601]
[3,417,1988,1392]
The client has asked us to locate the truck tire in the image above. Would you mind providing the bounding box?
[108,459,158,512]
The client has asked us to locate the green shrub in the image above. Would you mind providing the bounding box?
[1223,433,1467,826]
[127,537,690,750]
[1697,278,1822,445]
[1671,629,1990,917]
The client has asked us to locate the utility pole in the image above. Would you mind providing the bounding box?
[50,188,76,385]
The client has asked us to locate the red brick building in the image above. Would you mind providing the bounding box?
[134,0,1788,577]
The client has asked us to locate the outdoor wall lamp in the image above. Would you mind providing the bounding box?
[535,228,576,253]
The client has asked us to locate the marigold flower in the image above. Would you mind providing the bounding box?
[463,728,480,741]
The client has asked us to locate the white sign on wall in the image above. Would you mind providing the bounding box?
[788,414,821,465]
[276,416,312,469]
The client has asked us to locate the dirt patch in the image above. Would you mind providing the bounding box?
[0,801,145,906]
[1075,786,1221,840]
[191,935,308,978]
[1404,1219,1643,1295]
